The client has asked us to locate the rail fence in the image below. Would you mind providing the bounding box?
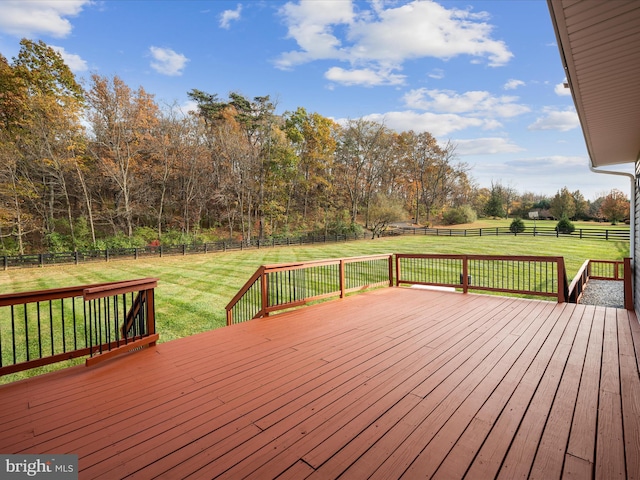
[393,226,629,240]
[0,278,158,377]
[0,226,629,270]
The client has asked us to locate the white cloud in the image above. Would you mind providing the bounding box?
[403,88,530,118]
[454,137,524,155]
[428,68,445,79]
[276,0,512,82]
[528,107,579,132]
[149,47,189,76]
[554,80,571,96]
[506,155,585,169]
[325,66,405,86]
[504,79,525,90]
[51,45,88,72]
[347,1,512,66]
[357,111,489,137]
[276,1,354,70]
[220,4,242,29]
[0,0,89,38]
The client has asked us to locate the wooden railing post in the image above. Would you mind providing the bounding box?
[261,268,269,317]
[462,256,469,293]
[557,257,566,303]
[624,257,633,310]
[388,255,394,287]
[146,288,156,346]
[339,259,346,298]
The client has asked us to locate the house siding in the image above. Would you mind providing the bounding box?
[635,160,640,312]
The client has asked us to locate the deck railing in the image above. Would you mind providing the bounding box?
[0,278,159,377]
[567,258,632,309]
[395,254,567,302]
[226,254,393,324]
[226,253,576,324]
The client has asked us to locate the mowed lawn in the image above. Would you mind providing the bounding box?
[0,233,628,343]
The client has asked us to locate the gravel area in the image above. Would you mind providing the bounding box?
[579,279,624,308]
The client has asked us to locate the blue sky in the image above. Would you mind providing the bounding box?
[0,0,632,200]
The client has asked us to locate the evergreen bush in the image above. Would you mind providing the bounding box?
[509,218,526,233]
[556,215,575,234]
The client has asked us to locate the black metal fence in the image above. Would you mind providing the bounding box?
[392,226,629,240]
[0,226,629,270]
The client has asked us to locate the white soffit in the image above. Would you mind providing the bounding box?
[547,0,640,167]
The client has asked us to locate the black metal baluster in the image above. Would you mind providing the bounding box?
[24,304,30,362]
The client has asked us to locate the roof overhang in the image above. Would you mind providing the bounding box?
[547,0,640,167]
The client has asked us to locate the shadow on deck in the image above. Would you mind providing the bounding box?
[1,287,639,479]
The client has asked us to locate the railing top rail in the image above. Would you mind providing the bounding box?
[83,278,159,301]
[225,266,265,311]
[396,253,564,262]
[261,253,393,272]
[0,278,156,307]
[567,259,590,295]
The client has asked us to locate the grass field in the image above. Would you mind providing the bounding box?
[0,232,628,342]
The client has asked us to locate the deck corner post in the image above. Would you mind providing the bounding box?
[145,288,157,346]
[557,257,567,303]
[624,257,633,310]
[339,259,346,298]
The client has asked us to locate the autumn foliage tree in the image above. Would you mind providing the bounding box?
[0,39,85,252]
[0,38,485,254]
[599,189,630,224]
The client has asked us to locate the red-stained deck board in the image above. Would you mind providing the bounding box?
[0,287,638,480]
[595,308,626,479]
[618,309,640,479]
[397,301,560,480]
[339,299,550,480]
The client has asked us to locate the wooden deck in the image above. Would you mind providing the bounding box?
[1,287,639,479]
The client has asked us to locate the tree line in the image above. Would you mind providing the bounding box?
[0,40,629,255]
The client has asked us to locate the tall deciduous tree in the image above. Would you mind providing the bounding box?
[0,40,85,251]
[86,74,160,237]
[335,119,392,226]
[600,189,629,224]
[550,187,576,220]
[283,108,337,227]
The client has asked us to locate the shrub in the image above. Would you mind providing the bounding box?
[45,232,72,252]
[509,218,526,233]
[556,215,575,234]
[442,205,477,225]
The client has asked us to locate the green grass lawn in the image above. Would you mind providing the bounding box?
[1,233,628,342]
